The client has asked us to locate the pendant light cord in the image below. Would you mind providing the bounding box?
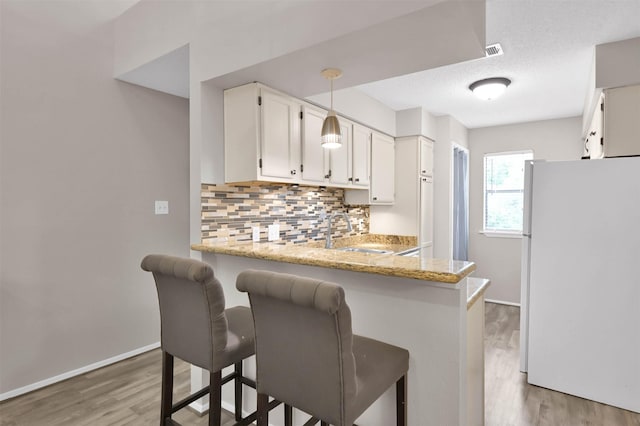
[330,78,334,111]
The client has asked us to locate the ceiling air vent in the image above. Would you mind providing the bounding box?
[485,43,504,57]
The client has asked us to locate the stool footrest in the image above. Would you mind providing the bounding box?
[170,385,210,414]
[234,399,281,426]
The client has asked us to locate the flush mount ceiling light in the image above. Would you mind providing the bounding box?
[469,77,511,100]
[321,68,343,149]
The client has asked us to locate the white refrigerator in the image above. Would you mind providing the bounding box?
[519,157,640,413]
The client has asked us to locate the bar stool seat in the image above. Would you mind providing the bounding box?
[141,254,259,426]
[236,269,409,426]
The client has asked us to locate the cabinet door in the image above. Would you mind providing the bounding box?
[352,124,371,186]
[260,89,300,180]
[603,84,640,158]
[420,137,434,176]
[301,105,329,184]
[370,132,395,204]
[329,119,352,185]
[420,175,434,245]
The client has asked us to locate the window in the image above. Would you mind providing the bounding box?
[483,151,533,233]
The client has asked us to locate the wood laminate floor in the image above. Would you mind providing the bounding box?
[1,303,639,425]
[484,303,640,426]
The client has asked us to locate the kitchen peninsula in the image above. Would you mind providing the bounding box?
[192,239,488,426]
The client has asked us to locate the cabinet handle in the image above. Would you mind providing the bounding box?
[355,178,360,182]
[324,170,332,179]
[290,170,296,175]
[348,177,353,182]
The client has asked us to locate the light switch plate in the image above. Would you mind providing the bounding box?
[268,224,279,241]
[155,200,169,215]
[252,226,260,242]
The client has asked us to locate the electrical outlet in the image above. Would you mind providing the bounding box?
[252,226,260,242]
[155,200,169,215]
[268,224,280,241]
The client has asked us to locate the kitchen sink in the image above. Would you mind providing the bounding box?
[336,247,394,255]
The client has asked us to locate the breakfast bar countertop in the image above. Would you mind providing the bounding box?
[191,238,476,284]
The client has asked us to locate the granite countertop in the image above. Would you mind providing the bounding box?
[467,277,490,309]
[191,235,475,284]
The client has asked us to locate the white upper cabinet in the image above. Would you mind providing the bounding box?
[224,82,389,194]
[586,93,604,159]
[301,105,353,186]
[260,88,301,179]
[328,119,353,186]
[224,83,300,183]
[301,105,328,184]
[602,84,640,158]
[370,132,395,204]
[420,137,434,176]
[352,124,371,187]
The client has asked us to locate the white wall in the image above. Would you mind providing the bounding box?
[468,117,583,304]
[306,88,396,137]
[396,107,437,140]
[433,116,469,259]
[0,1,190,396]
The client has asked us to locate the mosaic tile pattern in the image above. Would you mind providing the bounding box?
[201,183,370,244]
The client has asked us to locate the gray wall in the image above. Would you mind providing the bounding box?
[0,2,190,395]
[468,117,583,304]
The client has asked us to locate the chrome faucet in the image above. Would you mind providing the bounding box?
[325,212,352,249]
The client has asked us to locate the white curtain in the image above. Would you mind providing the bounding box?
[453,147,469,261]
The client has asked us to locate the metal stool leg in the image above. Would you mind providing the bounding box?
[234,362,243,421]
[396,374,407,426]
[257,393,269,426]
[160,352,174,426]
[209,371,222,426]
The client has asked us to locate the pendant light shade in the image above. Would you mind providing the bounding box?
[321,111,342,149]
[321,68,343,149]
[469,77,511,100]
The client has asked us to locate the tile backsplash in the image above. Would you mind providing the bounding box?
[201,182,369,244]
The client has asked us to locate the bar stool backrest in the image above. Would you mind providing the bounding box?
[236,270,357,426]
[141,254,228,371]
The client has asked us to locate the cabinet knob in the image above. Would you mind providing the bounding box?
[355,178,360,182]
[348,177,353,182]
[422,170,426,173]
[373,196,378,201]
[290,170,296,175]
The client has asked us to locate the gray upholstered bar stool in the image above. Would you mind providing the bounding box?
[141,254,260,426]
[236,270,410,426]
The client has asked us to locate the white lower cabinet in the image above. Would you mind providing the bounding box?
[420,175,434,247]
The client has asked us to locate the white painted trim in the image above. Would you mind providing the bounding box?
[0,342,160,402]
[485,299,521,307]
[478,230,523,239]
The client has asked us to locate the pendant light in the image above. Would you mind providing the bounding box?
[469,77,511,100]
[321,68,343,149]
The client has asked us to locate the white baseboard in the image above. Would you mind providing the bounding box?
[0,342,160,402]
[485,298,521,307]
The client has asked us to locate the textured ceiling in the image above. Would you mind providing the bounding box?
[356,0,640,128]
